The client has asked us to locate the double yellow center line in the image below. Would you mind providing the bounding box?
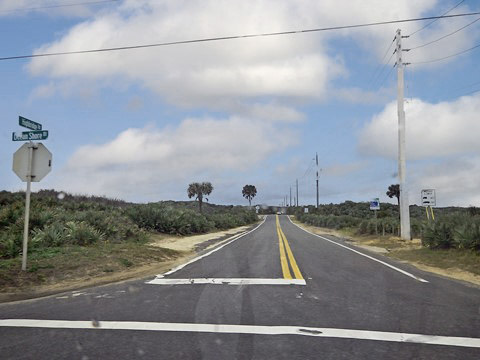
[276,215,303,280]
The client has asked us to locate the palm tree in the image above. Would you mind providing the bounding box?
[386,184,400,206]
[242,185,257,206]
[187,182,213,213]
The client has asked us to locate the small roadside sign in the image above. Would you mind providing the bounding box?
[12,130,49,141]
[19,116,42,131]
[370,198,380,211]
[421,189,436,207]
[304,207,309,213]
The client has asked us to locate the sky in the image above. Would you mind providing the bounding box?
[1,0,480,207]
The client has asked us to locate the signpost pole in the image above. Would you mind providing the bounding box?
[21,143,34,271]
[375,209,378,235]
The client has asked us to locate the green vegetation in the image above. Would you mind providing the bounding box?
[0,190,258,260]
[125,202,257,235]
[292,201,480,254]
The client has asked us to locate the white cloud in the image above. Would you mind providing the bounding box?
[409,157,480,207]
[27,0,458,110]
[52,115,298,201]
[358,93,480,159]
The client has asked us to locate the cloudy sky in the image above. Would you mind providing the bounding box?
[1,0,479,206]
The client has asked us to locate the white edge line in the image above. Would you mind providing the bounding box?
[146,278,306,285]
[287,216,429,283]
[150,217,267,280]
[1,319,478,348]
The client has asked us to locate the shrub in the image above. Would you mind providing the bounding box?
[454,222,480,252]
[0,231,22,258]
[422,222,456,249]
[31,222,66,248]
[64,221,105,246]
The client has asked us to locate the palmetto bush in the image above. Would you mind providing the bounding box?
[31,222,66,248]
[126,203,257,235]
[454,221,480,252]
[64,221,105,246]
[421,215,480,252]
[422,222,456,249]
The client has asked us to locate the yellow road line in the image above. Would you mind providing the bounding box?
[276,215,303,280]
[276,217,292,279]
[279,228,304,280]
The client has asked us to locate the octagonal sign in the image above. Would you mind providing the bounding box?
[13,143,52,182]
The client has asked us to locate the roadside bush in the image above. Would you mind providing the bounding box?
[454,221,480,252]
[422,222,456,249]
[126,204,256,235]
[31,222,66,248]
[64,221,105,246]
[0,231,22,258]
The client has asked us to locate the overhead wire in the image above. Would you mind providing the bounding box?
[1,11,480,61]
[372,50,396,89]
[0,0,118,13]
[408,0,466,37]
[368,38,395,88]
[409,15,480,50]
[410,42,480,64]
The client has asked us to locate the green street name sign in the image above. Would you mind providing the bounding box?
[19,116,42,131]
[12,131,49,141]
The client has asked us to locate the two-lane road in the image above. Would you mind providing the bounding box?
[1,215,479,359]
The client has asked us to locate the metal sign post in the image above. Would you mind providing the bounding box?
[21,143,34,271]
[370,198,380,235]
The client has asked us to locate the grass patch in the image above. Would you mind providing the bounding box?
[0,238,179,292]
[390,248,480,276]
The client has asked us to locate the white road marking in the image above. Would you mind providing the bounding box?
[150,217,267,280]
[146,278,306,285]
[1,319,478,348]
[288,217,429,283]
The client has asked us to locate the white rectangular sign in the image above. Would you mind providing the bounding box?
[421,189,436,207]
[370,198,380,210]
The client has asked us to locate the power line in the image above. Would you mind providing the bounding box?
[408,0,466,37]
[410,42,480,64]
[378,63,396,89]
[368,38,395,88]
[1,11,480,61]
[0,0,118,14]
[372,50,396,89]
[409,16,480,50]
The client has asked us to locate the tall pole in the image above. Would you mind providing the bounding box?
[396,29,411,240]
[21,143,34,271]
[296,179,299,206]
[316,152,319,209]
[290,187,292,207]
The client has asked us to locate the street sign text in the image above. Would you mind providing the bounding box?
[19,116,42,131]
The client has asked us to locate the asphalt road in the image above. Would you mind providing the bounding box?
[1,215,479,359]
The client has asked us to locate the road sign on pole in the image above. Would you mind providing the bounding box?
[12,130,49,141]
[12,142,52,271]
[13,143,52,182]
[19,116,42,131]
[370,198,380,211]
[421,189,436,207]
